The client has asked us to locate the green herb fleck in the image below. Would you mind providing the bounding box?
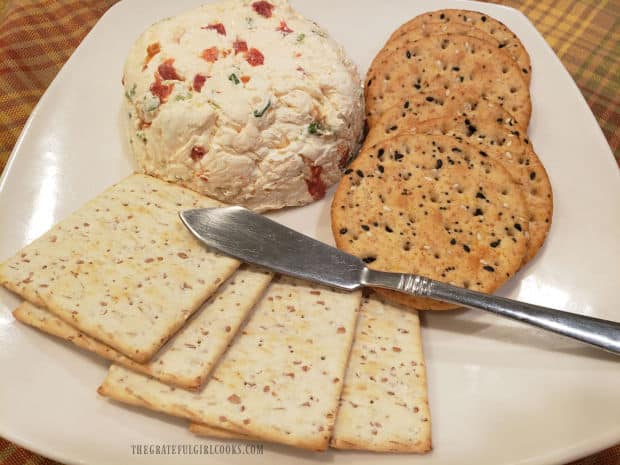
[135,131,147,143]
[311,29,327,38]
[175,93,191,101]
[208,100,221,111]
[228,73,240,85]
[245,16,255,30]
[143,95,160,112]
[296,33,306,43]
[124,83,137,101]
[253,100,271,117]
[308,121,324,135]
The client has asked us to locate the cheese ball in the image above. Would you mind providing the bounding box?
[123,0,364,211]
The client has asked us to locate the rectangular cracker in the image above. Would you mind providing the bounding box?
[0,174,240,362]
[98,276,361,451]
[12,265,272,389]
[190,423,255,441]
[330,296,431,452]
[189,296,432,452]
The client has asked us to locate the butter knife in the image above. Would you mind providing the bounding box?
[180,206,620,355]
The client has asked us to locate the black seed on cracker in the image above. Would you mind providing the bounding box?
[450,238,456,245]
[452,66,460,71]
[339,228,348,235]
[378,165,384,173]
[361,224,370,231]
[435,159,443,169]
[406,50,412,59]
[404,101,410,109]
[466,122,477,136]
[476,192,486,199]
[394,152,404,160]
[356,169,364,177]
[473,208,483,216]
[514,223,522,231]
[344,169,353,174]
[490,240,501,248]
[362,256,376,263]
[530,171,536,180]
[425,96,434,102]
[385,225,393,233]
[463,244,471,253]
[451,147,461,153]
[483,265,495,272]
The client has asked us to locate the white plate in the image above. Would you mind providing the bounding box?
[1,0,619,464]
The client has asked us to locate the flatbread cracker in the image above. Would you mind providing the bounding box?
[331,133,529,310]
[13,266,273,389]
[368,103,553,264]
[0,174,240,362]
[190,296,432,453]
[98,276,361,451]
[331,296,431,452]
[190,423,255,441]
[365,34,531,127]
[379,9,531,83]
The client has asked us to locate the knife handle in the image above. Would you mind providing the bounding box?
[360,268,620,355]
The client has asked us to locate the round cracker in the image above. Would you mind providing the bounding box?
[366,100,552,264]
[384,9,531,82]
[365,34,531,127]
[331,133,530,310]
[365,86,528,146]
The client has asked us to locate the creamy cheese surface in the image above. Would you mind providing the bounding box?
[123,0,364,211]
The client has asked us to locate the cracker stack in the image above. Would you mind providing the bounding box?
[332,9,553,310]
[4,173,432,453]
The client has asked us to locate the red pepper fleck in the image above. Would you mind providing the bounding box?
[246,47,264,66]
[240,75,250,84]
[142,42,161,70]
[193,74,206,92]
[149,74,173,103]
[276,20,293,34]
[138,119,151,129]
[201,46,219,63]
[252,1,274,18]
[305,165,326,200]
[190,146,206,161]
[202,22,226,35]
[233,39,248,54]
[157,58,183,80]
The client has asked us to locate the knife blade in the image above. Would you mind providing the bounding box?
[180,206,364,290]
[180,206,620,355]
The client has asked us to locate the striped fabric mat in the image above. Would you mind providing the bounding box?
[0,1,618,464]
